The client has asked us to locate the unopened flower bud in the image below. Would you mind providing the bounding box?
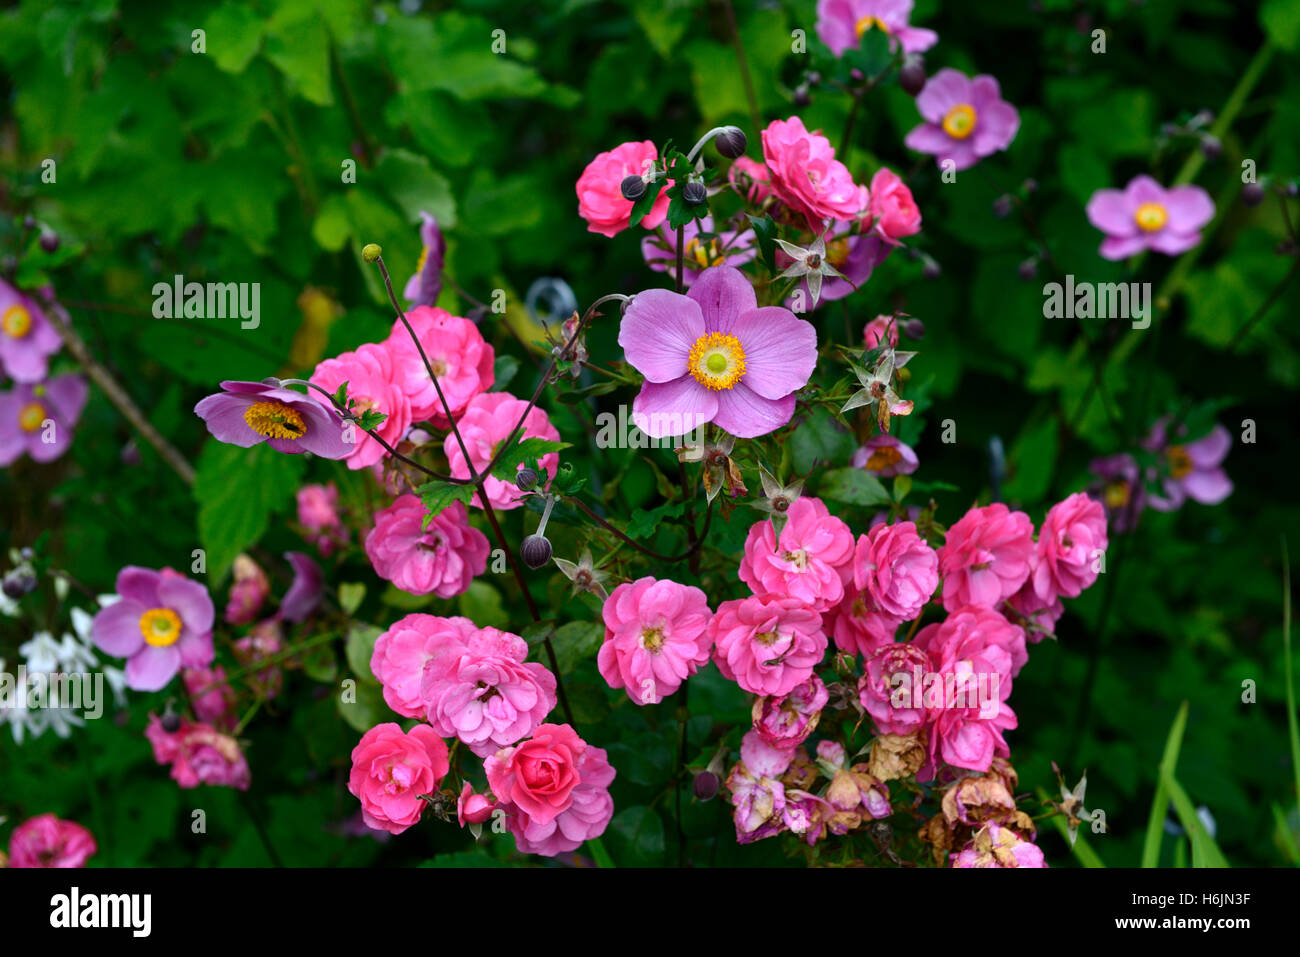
[39,231,59,253]
[22,214,36,230]
[901,318,925,339]
[161,713,182,733]
[515,466,539,491]
[620,174,647,201]
[2,567,37,600]
[1199,134,1221,159]
[992,195,1013,219]
[793,84,811,107]
[1022,178,1039,193]
[1,255,16,275]
[806,71,822,85]
[922,258,941,280]
[1285,182,1299,198]
[361,243,382,263]
[899,55,926,97]
[520,535,552,569]
[715,126,747,159]
[1240,183,1266,207]
[693,770,720,802]
[683,181,707,205]
[1018,258,1039,280]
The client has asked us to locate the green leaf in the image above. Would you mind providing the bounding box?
[457,580,510,629]
[203,1,265,73]
[1001,415,1058,503]
[337,677,385,732]
[606,806,666,866]
[301,642,338,684]
[819,468,892,507]
[551,620,604,673]
[376,148,458,229]
[263,15,333,106]
[626,501,686,539]
[633,0,688,57]
[489,436,570,482]
[791,407,856,473]
[1142,701,1189,867]
[345,622,382,685]
[415,481,477,524]
[194,440,305,582]
[627,177,664,229]
[338,582,366,616]
[747,214,778,273]
[1163,770,1230,867]
[1261,0,1300,50]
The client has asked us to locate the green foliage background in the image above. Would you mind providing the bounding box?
[1,0,1298,867]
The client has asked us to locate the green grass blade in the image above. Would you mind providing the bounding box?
[1271,802,1300,865]
[1142,700,1189,867]
[1163,770,1230,867]
[587,836,614,868]
[1282,538,1300,824]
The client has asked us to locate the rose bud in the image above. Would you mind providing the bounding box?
[2,567,37,600]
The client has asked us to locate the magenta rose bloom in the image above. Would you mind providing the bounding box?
[308,344,411,469]
[385,306,494,426]
[815,0,938,57]
[1143,417,1233,511]
[761,116,868,227]
[91,566,214,691]
[951,822,1047,868]
[710,594,828,697]
[859,640,933,736]
[1006,578,1064,641]
[445,391,560,510]
[619,265,817,439]
[937,503,1035,612]
[348,722,450,835]
[825,588,898,657]
[1086,175,1214,260]
[752,675,829,751]
[145,714,252,791]
[365,495,489,598]
[865,167,922,242]
[740,496,855,613]
[419,623,557,757]
[1031,492,1108,601]
[183,666,237,730]
[640,215,756,287]
[7,814,96,868]
[404,211,445,307]
[729,155,773,203]
[487,723,616,857]
[0,280,63,383]
[853,520,939,622]
[0,374,88,466]
[904,68,1019,171]
[576,140,669,238]
[371,613,477,719]
[851,433,919,478]
[597,576,713,705]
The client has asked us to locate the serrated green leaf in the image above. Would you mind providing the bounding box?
[819,468,892,507]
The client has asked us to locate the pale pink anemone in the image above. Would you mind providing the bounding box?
[905,69,1020,171]
[761,116,868,228]
[1031,492,1108,601]
[597,577,713,705]
[365,495,489,598]
[309,343,412,469]
[347,722,449,835]
[853,519,939,622]
[1086,176,1214,260]
[0,280,62,383]
[419,623,557,757]
[0,375,88,466]
[851,433,919,478]
[385,306,494,427]
[618,265,817,439]
[444,391,560,510]
[815,0,938,57]
[937,503,1035,612]
[7,814,97,868]
[90,566,214,692]
[1142,417,1233,511]
[739,496,855,613]
[576,140,669,238]
[640,215,757,287]
[710,594,828,697]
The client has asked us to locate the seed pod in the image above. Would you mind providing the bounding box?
[39,231,59,253]
[793,84,811,107]
[922,259,941,280]
[620,174,647,201]
[515,466,539,491]
[520,535,552,569]
[683,181,708,205]
[899,55,926,96]
[715,126,747,159]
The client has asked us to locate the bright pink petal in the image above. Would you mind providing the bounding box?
[619,289,703,383]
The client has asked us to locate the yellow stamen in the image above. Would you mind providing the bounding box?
[140,607,182,647]
[688,332,746,391]
[243,400,307,440]
[755,629,780,647]
[415,245,429,275]
[641,627,665,653]
[1134,202,1167,232]
[1166,445,1192,479]
[684,237,726,269]
[2,304,32,338]
[942,104,977,140]
[18,402,45,433]
[854,15,892,38]
[865,446,904,471]
[1103,481,1129,510]
[825,238,851,268]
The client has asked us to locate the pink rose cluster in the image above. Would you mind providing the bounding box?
[145,713,252,791]
[357,613,616,855]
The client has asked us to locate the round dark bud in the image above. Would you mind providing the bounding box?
[2,567,37,600]
[992,195,1013,219]
[515,466,539,491]
[161,713,182,733]
[715,126,747,159]
[793,84,811,107]
[693,771,720,802]
[1018,258,1039,280]
[899,55,927,97]
[683,181,708,206]
[1240,183,1266,207]
[39,231,59,253]
[520,535,552,569]
[806,71,821,86]
[22,214,36,230]
[620,174,647,201]
[901,318,926,340]
[922,259,942,280]
[1199,134,1221,159]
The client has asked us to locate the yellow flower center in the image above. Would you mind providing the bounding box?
[755,629,781,647]
[1134,202,1167,232]
[865,446,904,471]
[243,400,307,440]
[684,237,726,269]
[1166,445,1192,479]
[140,607,182,647]
[1103,480,1129,510]
[688,332,746,390]
[641,627,665,653]
[854,15,892,37]
[825,238,851,267]
[18,402,46,432]
[942,104,977,139]
[2,304,32,338]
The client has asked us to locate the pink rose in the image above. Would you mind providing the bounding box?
[761,116,868,228]
[752,675,829,750]
[865,167,922,241]
[576,140,669,238]
[371,614,478,719]
[726,757,787,845]
[348,722,450,835]
[1006,576,1064,641]
[7,814,97,868]
[825,588,898,657]
[146,714,252,791]
[739,496,855,613]
[853,520,939,622]
[1031,492,1108,600]
[729,156,773,203]
[297,482,348,556]
[385,307,494,426]
[457,783,498,827]
[597,576,713,705]
[951,822,1047,868]
[445,391,560,511]
[365,495,489,597]
[710,594,828,697]
[182,666,236,730]
[310,343,412,470]
[224,554,269,625]
[937,503,1035,611]
[859,641,934,735]
[863,315,900,349]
